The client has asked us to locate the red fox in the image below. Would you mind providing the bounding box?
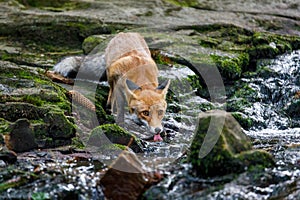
[54,32,170,141]
[105,32,170,141]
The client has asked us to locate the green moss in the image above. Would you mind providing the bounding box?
[0,46,81,67]
[0,102,44,122]
[95,85,109,108]
[211,53,249,80]
[198,36,219,48]
[247,32,300,61]
[188,111,273,177]
[226,82,258,112]
[247,44,279,60]
[2,67,34,80]
[0,63,76,149]
[190,132,240,176]
[71,136,85,149]
[226,98,251,112]
[165,0,198,7]
[234,84,256,99]
[0,66,71,113]
[186,74,203,94]
[88,124,144,153]
[2,93,70,114]
[236,150,274,168]
[231,112,253,130]
[255,64,275,78]
[197,102,215,112]
[255,18,283,31]
[100,124,136,139]
[66,22,119,38]
[31,119,50,141]
[0,118,11,134]
[1,21,125,55]
[113,143,127,150]
[0,176,28,193]
[28,110,75,149]
[21,95,43,106]
[177,24,300,75]
[44,111,75,138]
[82,35,107,54]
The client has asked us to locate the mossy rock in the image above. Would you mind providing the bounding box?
[0,15,126,56]
[88,124,144,153]
[188,110,274,177]
[0,104,75,150]
[231,112,253,130]
[0,62,71,112]
[180,24,300,74]
[0,102,45,121]
[82,35,108,54]
[225,81,258,112]
[211,53,249,80]
[43,111,75,139]
[236,150,274,168]
[245,32,300,65]
[0,61,76,150]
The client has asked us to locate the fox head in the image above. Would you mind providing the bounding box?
[125,79,170,135]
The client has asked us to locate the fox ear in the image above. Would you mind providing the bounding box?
[125,79,141,99]
[126,79,141,91]
[156,79,170,97]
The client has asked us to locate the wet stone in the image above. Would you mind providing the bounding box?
[188,110,274,177]
[100,151,159,200]
[4,118,37,152]
[88,124,145,153]
[0,146,17,164]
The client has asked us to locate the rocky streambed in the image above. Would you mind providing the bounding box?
[0,0,300,199]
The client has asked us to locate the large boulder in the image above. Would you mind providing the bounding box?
[188,110,274,177]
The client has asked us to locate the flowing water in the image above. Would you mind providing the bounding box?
[144,50,300,199]
[244,50,300,131]
[2,50,300,199]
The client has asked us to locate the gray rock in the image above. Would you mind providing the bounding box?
[5,118,37,152]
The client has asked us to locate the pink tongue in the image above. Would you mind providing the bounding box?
[153,133,163,142]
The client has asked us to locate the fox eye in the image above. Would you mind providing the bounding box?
[142,111,150,116]
[158,110,164,116]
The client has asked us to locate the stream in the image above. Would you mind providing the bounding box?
[147,50,300,199]
[1,50,300,199]
[1,0,300,199]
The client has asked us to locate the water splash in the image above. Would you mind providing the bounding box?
[244,50,300,130]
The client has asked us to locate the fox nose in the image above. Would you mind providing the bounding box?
[155,127,162,133]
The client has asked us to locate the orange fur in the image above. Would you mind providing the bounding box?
[105,32,170,135]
